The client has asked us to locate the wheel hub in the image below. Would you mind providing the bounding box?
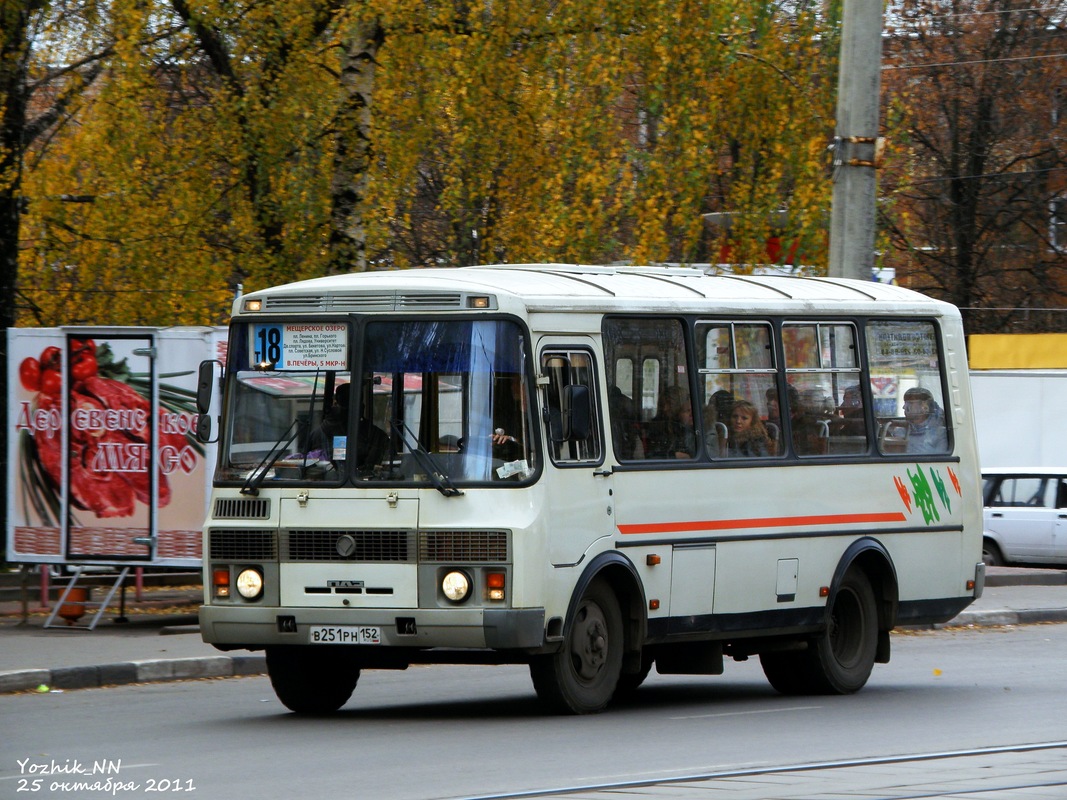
[571,605,609,680]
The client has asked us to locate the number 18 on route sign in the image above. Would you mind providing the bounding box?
[253,323,349,371]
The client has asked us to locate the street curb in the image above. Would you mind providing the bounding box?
[934,607,1067,628]
[0,654,266,695]
[984,571,1067,587]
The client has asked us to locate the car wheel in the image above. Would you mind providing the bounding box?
[982,539,1004,567]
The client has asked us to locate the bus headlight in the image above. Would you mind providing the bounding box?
[235,568,264,599]
[441,570,472,603]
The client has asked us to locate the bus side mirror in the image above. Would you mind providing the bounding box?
[562,384,591,441]
[196,414,213,443]
[196,360,222,444]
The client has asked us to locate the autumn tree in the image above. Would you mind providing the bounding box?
[14,0,843,329]
[369,0,841,269]
[880,0,1067,333]
[1,0,117,551]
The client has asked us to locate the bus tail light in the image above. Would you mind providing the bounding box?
[486,572,506,601]
[213,567,231,598]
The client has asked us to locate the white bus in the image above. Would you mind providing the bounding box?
[196,264,985,714]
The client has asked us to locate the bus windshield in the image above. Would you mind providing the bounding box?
[217,318,536,488]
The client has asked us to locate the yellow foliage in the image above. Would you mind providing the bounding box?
[17,0,839,325]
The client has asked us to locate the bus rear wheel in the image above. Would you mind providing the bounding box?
[266,646,360,714]
[760,567,878,695]
[530,579,623,714]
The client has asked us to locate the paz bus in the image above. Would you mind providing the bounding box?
[195,264,985,714]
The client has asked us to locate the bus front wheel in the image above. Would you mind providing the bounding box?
[530,579,623,714]
[266,646,360,714]
[760,567,878,695]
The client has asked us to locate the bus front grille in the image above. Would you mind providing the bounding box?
[209,529,277,560]
[285,530,416,562]
[419,530,509,563]
[214,498,271,520]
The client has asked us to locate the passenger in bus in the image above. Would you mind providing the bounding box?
[725,399,772,457]
[704,389,735,428]
[646,385,696,459]
[903,387,948,454]
[764,386,785,454]
[491,374,527,462]
[790,387,827,456]
[308,382,350,461]
[834,385,866,436]
[765,384,800,430]
[702,389,734,456]
[608,385,640,459]
[355,415,390,474]
[309,382,389,473]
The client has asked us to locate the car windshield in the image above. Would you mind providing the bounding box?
[217,318,537,487]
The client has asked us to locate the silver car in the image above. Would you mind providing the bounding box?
[982,468,1067,567]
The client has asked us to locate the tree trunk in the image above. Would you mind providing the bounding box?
[328,19,385,275]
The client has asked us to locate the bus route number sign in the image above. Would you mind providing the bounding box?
[253,323,348,370]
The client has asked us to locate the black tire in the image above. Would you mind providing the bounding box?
[530,579,623,714]
[982,539,1005,568]
[761,567,878,695]
[614,651,654,699]
[266,646,360,714]
[759,648,816,695]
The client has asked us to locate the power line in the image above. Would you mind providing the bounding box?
[910,5,1067,19]
[885,165,1067,190]
[885,50,1067,70]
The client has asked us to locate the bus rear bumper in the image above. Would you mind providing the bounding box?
[198,605,546,651]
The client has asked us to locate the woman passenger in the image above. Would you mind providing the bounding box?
[726,399,771,458]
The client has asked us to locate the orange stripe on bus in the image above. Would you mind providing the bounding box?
[617,511,909,536]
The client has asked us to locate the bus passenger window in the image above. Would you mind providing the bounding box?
[867,320,951,456]
[603,317,689,461]
[695,321,778,459]
[783,323,863,457]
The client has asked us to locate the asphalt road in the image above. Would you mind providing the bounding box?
[3,623,1066,800]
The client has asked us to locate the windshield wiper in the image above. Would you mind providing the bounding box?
[390,420,463,498]
[241,418,302,496]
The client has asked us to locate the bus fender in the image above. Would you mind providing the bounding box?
[556,551,647,669]
[828,537,899,664]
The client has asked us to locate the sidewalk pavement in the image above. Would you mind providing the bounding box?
[1,567,1065,695]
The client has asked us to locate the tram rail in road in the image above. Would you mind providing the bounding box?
[456,741,1067,800]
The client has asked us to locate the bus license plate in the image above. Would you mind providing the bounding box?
[309,625,381,645]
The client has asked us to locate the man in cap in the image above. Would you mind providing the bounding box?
[903,387,948,454]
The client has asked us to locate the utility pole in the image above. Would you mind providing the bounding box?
[828,0,885,280]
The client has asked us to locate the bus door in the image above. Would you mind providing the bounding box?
[537,341,613,566]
